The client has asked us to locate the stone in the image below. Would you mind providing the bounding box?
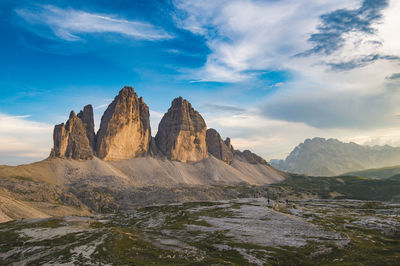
[206,128,234,164]
[155,97,208,162]
[77,105,96,151]
[96,87,151,161]
[52,111,94,160]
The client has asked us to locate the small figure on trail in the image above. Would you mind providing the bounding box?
[285,199,289,205]
[267,198,270,205]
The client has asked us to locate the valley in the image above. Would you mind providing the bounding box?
[1,198,398,265]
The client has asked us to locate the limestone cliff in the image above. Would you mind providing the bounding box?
[96,87,151,161]
[52,111,94,160]
[77,105,96,151]
[155,97,208,162]
[206,128,234,164]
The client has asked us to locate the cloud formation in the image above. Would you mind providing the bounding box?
[200,104,246,114]
[173,0,359,82]
[16,5,172,41]
[304,0,389,55]
[327,54,400,71]
[173,0,400,131]
[0,113,52,165]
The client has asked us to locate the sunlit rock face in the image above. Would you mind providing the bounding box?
[206,128,234,164]
[52,110,94,160]
[96,87,151,161]
[155,97,208,162]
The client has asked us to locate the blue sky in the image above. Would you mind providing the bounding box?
[1,0,400,165]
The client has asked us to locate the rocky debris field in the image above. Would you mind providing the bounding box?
[0,198,399,265]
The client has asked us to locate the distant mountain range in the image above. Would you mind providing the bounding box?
[270,137,400,176]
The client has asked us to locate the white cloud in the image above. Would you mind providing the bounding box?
[172,0,400,159]
[174,0,400,141]
[173,0,361,82]
[0,113,53,165]
[16,5,172,41]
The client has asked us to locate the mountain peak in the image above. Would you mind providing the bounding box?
[96,86,151,161]
[155,97,208,162]
[271,137,400,176]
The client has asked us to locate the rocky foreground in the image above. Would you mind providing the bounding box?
[0,198,399,265]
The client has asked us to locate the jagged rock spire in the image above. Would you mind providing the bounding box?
[96,86,151,161]
[77,105,96,151]
[155,97,208,162]
[206,128,234,164]
[51,108,94,160]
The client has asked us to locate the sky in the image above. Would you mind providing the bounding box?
[1,0,400,165]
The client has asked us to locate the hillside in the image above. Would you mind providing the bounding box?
[277,174,400,202]
[344,165,400,180]
[270,137,400,176]
[0,156,285,188]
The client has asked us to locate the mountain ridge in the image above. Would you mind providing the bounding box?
[270,137,400,176]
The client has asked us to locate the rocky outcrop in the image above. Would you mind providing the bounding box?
[49,86,271,166]
[52,111,94,160]
[224,137,234,153]
[155,97,208,162]
[96,87,151,161]
[234,150,269,165]
[206,129,234,164]
[77,105,96,151]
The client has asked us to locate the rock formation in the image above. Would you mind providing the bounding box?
[155,97,208,162]
[206,128,234,164]
[49,86,273,166]
[234,150,269,165]
[96,87,151,161]
[224,137,234,153]
[77,105,96,151]
[52,111,94,160]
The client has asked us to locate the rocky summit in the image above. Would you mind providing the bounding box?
[50,86,271,167]
[155,97,208,162]
[77,105,96,151]
[206,128,234,164]
[96,87,151,161]
[51,110,94,160]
